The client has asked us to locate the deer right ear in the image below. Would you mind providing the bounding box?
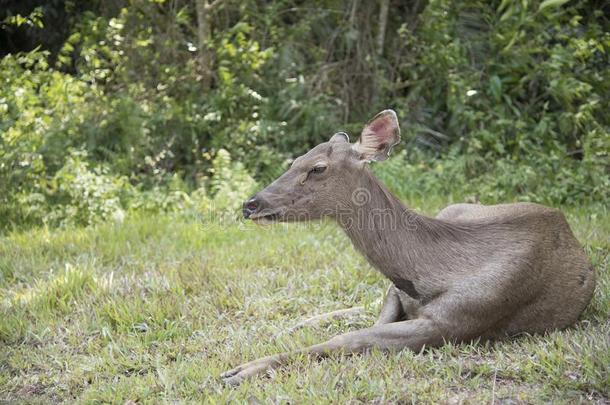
[353,110,401,162]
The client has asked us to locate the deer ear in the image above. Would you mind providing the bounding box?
[330,132,349,143]
[353,110,401,162]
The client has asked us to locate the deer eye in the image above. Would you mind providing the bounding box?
[310,165,327,174]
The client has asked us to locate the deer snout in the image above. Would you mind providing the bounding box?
[243,192,283,221]
[243,196,261,219]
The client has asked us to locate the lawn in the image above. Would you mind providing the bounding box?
[1,201,608,403]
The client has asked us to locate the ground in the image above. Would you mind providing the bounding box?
[0,201,608,403]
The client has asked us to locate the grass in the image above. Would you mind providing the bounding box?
[0,201,608,403]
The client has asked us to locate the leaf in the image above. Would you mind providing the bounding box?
[489,75,502,101]
[497,0,512,13]
[538,0,571,12]
[500,8,513,22]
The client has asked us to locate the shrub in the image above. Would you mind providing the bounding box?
[0,1,607,231]
[46,151,129,227]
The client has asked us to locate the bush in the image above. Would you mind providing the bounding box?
[47,151,129,226]
[0,0,607,231]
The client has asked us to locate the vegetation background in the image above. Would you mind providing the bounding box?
[1,0,608,227]
[0,0,608,403]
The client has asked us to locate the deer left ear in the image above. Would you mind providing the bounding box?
[330,132,349,143]
[353,109,401,162]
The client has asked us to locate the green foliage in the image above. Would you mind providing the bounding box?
[126,147,258,218]
[47,151,129,227]
[1,7,44,29]
[208,149,258,213]
[374,148,609,206]
[0,0,608,230]
[376,0,608,205]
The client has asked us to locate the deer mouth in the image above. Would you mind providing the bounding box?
[249,209,283,224]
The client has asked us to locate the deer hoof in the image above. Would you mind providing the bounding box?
[221,358,277,386]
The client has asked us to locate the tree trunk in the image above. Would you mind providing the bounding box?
[376,0,390,55]
[195,0,213,91]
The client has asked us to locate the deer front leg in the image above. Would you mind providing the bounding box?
[221,318,443,386]
[375,285,423,325]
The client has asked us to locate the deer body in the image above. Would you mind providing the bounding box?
[343,171,594,339]
[222,110,595,385]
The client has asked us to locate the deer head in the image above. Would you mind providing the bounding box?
[243,110,401,223]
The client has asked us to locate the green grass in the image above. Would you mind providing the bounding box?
[1,202,608,403]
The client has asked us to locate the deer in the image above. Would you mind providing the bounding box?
[221,109,596,386]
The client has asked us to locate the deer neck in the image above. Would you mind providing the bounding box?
[336,168,463,291]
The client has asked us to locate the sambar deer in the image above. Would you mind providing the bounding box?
[221,110,596,385]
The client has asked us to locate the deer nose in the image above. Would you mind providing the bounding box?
[243,197,259,219]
